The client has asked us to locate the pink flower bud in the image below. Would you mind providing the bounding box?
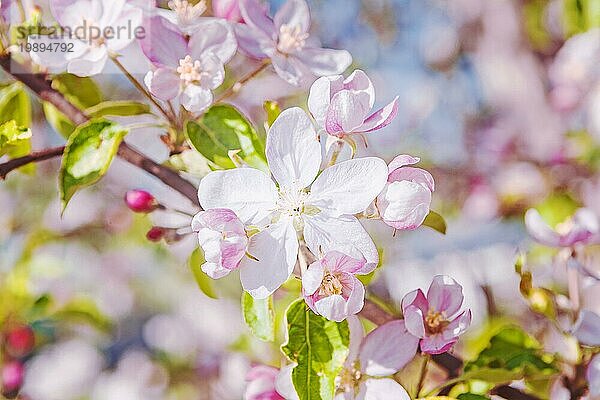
[2,361,24,395]
[124,190,159,213]
[146,227,166,242]
[5,325,35,357]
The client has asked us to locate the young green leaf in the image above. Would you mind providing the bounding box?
[188,248,219,299]
[263,100,281,127]
[86,101,152,118]
[186,105,268,172]
[423,210,447,234]
[0,120,31,157]
[60,119,128,210]
[242,292,274,342]
[0,82,32,127]
[281,299,350,400]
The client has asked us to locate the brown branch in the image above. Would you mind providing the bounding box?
[0,145,64,179]
[0,55,200,206]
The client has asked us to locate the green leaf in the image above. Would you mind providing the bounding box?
[423,210,447,234]
[44,74,103,138]
[0,82,32,127]
[263,100,281,127]
[465,327,557,383]
[281,299,350,400]
[186,104,268,172]
[0,120,31,157]
[86,101,152,118]
[188,248,219,299]
[242,292,274,342]
[457,394,491,400]
[59,119,128,209]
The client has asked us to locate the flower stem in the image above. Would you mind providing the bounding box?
[567,256,581,318]
[416,355,429,397]
[110,55,176,124]
[214,60,271,104]
[328,140,344,166]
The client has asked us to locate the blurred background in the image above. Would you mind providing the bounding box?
[2,0,600,398]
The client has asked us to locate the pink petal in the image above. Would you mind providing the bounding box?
[189,19,237,64]
[588,354,600,396]
[275,364,299,400]
[234,23,271,59]
[356,378,411,400]
[308,75,345,128]
[377,180,432,231]
[345,316,365,369]
[345,276,365,316]
[401,289,429,315]
[524,209,562,247]
[388,166,435,191]
[144,68,180,101]
[420,334,457,355]
[139,16,187,67]
[322,250,366,274]
[315,294,348,322]
[359,320,419,376]
[387,155,421,173]
[356,96,399,133]
[240,0,275,37]
[212,0,243,22]
[325,90,372,135]
[271,52,308,86]
[343,70,375,109]
[426,275,464,317]
[403,305,426,338]
[180,84,213,113]
[191,208,246,235]
[296,47,352,77]
[274,0,310,33]
[573,310,600,346]
[442,310,472,340]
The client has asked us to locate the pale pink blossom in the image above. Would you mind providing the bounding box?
[335,317,417,399]
[198,107,388,298]
[140,15,236,112]
[572,310,600,347]
[524,208,599,248]
[191,208,248,279]
[213,0,242,22]
[402,275,472,355]
[376,155,435,231]
[162,0,207,33]
[234,0,352,85]
[588,354,600,397]
[244,365,298,400]
[308,70,398,138]
[302,249,366,322]
[29,0,142,76]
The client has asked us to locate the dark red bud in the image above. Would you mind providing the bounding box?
[125,190,159,213]
[146,227,166,242]
[5,325,35,357]
[2,361,24,395]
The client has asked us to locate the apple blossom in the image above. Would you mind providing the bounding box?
[335,316,417,399]
[191,208,249,279]
[213,0,243,23]
[302,249,366,322]
[163,0,207,33]
[588,354,600,397]
[524,208,599,248]
[140,15,236,112]
[198,107,388,298]
[402,275,472,355]
[376,155,435,231]
[244,365,285,400]
[308,70,399,139]
[234,0,352,85]
[572,310,600,346]
[1,361,24,395]
[124,190,160,213]
[29,0,143,76]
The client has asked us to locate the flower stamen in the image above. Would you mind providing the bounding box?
[177,55,203,85]
[425,309,449,334]
[277,24,308,54]
[168,0,207,25]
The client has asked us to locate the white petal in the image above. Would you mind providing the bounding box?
[296,47,352,76]
[267,107,321,190]
[308,75,344,128]
[359,320,419,376]
[524,208,561,247]
[239,220,299,299]
[180,84,213,113]
[303,213,378,274]
[302,261,325,296]
[144,68,180,101]
[198,168,278,226]
[356,379,410,400]
[66,47,109,76]
[274,0,310,33]
[275,364,299,400]
[573,310,600,346]
[307,157,388,216]
[189,19,237,64]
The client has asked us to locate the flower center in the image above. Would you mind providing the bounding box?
[425,309,449,334]
[168,0,206,25]
[319,272,343,296]
[277,24,308,54]
[277,188,308,218]
[177,55,203,85]
[337,363,362,394]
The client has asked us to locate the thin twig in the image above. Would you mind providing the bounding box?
[0,146,64,179]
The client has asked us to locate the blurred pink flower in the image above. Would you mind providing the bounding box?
[335,317,417,399]
[524,208,599,248]
[2,361,24,394]
[588,354,600,397]
[308,70,398,138]
[572,310,600,347]
[402,275,472,355]
[376,155,434,231]
[213,0,242,22]
[199,108,387,298]
[29,0,142,76]
[234,0,351,85]
[191,208,249,279]
[244,365,296,400]
[140,15,236,112]
[302,249,366,322]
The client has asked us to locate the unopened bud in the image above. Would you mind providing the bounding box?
[146,227,166,242]
[2,361,24,395]
[125,190,160,213]
[5,325,35,357]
